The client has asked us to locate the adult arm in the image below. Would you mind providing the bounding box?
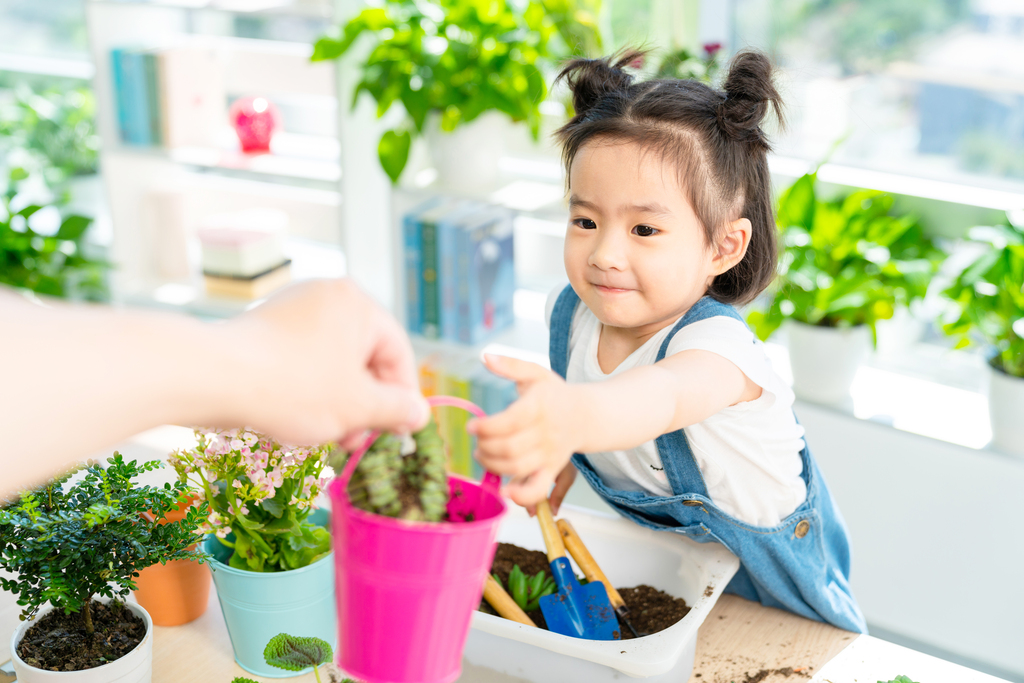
[0,279,429,493]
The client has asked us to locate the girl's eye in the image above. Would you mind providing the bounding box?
[633,225,658,237]
[574,218,597,230]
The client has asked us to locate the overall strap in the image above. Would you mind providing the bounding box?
[653,296,745,496]
[548,284,581,380]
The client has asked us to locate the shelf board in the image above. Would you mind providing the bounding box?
[0,52,95,80]
[107,130,341,183]
[87,0,333,19]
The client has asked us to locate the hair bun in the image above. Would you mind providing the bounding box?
[557,49,644,119]
[717,50,785,151]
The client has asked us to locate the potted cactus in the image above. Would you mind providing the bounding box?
[748,171,939,405]
[330,397,506,683]
[940,220,1024,456]
[0,454,206,683]
[168,429,335,678]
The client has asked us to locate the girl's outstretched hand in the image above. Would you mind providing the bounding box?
[467,354,582,508]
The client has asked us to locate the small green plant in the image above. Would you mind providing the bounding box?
[1,166,109,300]
[879,677,919,683]
[311,0,602,182]
[748,171,940,344]
[498,564,557,612]
[347,418,449,521]
[940,220,1024,378]
[654,42,723,83]
[169,429,333,573]
[0,454,207,635]
[231,633,359,683]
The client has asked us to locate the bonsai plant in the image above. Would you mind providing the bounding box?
[168,428,337,676]
[0,454,206,681]
[747,171,939,404]
[940,219,1024,456]
[311,0,602,186]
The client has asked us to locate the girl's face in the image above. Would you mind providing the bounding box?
[564,139,723,337]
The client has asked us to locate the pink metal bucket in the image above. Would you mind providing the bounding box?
[329,396,506,683]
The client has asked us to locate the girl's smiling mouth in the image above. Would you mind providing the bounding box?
[593,283,634,294]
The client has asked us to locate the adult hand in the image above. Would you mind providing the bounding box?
[221,279,430,446]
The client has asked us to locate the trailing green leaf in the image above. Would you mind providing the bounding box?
[264,633,333,671]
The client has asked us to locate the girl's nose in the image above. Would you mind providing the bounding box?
[587,227,628,271]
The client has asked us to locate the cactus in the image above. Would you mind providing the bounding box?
[347,418,449,522]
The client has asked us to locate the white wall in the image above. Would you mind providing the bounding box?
[797,401,1024,678]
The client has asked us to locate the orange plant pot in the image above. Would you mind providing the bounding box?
[133,494,212,627]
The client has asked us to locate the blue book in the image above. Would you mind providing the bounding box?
[110,49,130,144]
[426,201,478,340]
[402,197,448,334]
[456,207,512,344]
[437,202,485,342]
[462,208,515,344]
[117,49,151,146]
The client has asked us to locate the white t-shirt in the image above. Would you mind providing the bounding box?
[547,289,807,527]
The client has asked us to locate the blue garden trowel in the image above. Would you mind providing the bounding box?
[535,500,619,640]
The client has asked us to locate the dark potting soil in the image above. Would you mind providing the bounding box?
[17,600,146,672]
[481,542,690,638]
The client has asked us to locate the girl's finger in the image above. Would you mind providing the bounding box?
[467,400,532,438]
[483,354,551,387]
[549,466,577,516]
[504,470,556,508]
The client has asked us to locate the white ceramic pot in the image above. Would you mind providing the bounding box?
[425,111,506,193]
[786,321,870,406]
[10,600,153,683]
[465,505,740,682]
[989,363,1024,457]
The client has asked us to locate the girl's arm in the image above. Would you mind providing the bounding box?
[1,280,429,494]
[468,352,760,507]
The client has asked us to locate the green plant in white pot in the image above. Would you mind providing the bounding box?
[311,0,601,190]
[169,429,336,678]
[0,455,206,683]
[748,171,939,405]
[940,220,1024,456]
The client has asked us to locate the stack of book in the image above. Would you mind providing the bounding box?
[404,198,515,344]
[110,45,224,148]
[197,208,291,300]
[419,353,519,480]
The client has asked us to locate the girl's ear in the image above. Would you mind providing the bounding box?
[712,217,752,275]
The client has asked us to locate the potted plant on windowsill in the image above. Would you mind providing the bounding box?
[747,171,940,405]
[310,0,601,190]
[940,220,1024,456]
[0,454,206,683]
[168,429,335,678]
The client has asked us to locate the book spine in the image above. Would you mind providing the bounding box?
[403,212,422,334]
[143,52,162,146]
[437,216,458,342]
[122,51,148,146]
[420,218,439,339]
[445,369,473,477]
[110,49,130,144]
[456,223,473,344]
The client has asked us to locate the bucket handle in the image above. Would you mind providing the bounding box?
[337,395,501,496]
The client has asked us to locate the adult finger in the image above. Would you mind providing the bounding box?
[365,307,421,392]
[355,377,431,434]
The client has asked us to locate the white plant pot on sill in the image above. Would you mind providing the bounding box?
[425,111,506,193]
[464,505,740,682]
[989,364,1024,457]
[10,599,153,683]
[786,320,870,406]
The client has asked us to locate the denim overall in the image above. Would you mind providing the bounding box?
[549,285,867,633]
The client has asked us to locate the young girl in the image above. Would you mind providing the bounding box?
[467,50,867,633]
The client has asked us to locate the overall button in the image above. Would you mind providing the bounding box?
[794,520,811,538]
[682,500,703,507]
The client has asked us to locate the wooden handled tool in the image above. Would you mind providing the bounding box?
[557,518,641,638]
[483,575,536,627]
[536,499,566,562]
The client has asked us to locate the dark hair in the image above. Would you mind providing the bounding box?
[554,49,785,305]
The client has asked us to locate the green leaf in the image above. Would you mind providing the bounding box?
[264,633,333,672]
[377,128,411,183]
[877,677,918,683]
[9,167,29,181]
[56,214,92,241]
[232,678,260,683]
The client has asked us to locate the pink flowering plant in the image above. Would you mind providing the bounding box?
[169,429,332,573]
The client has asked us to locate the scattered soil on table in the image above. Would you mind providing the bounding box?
[481,542,691,638]
[17,600,146,672]
[739,667,811,682]
[617,585,690,639]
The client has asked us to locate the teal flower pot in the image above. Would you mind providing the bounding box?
[205,510,336,678]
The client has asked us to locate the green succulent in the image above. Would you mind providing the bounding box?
[348,418,449,522]
[500,564,557,613]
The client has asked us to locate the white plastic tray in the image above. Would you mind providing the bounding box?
[464,504,740,682]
